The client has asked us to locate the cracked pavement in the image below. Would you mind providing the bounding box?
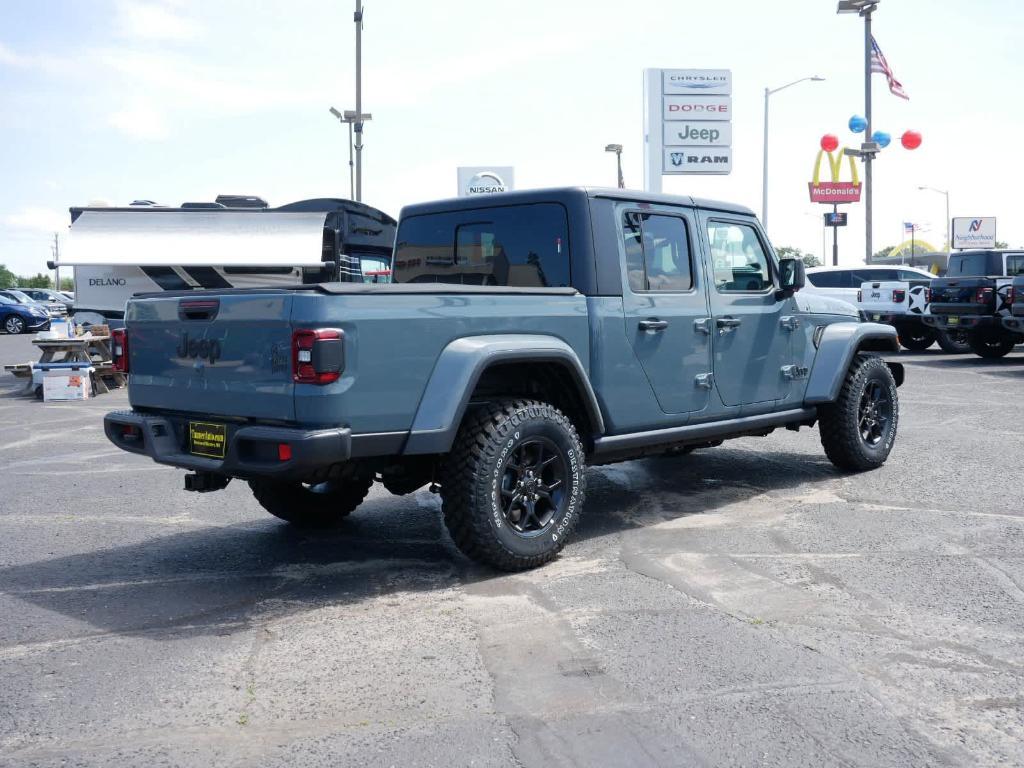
[1,333,1023,767]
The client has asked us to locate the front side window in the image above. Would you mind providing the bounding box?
[392,203,569,287]
[707,221,772,292]
[622,212,693,292]
[806,271,846,288]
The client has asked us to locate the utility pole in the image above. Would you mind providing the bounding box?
[51,233,60,291]
[354,0,364,202]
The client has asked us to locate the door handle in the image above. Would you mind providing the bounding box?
[716,317,742,333]
[638,318,669,331]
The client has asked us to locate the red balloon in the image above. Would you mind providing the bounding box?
[901,130,922,150]
[820,134,839,152]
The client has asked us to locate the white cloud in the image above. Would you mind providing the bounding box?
[107,105,170,140]
[2,207,68,234]
[114,1,202,42]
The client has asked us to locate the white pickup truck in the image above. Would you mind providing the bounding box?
[857,276,969,353]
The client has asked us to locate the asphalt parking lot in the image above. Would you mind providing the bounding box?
[1,332,1023,767]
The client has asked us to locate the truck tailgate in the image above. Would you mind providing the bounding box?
[127,292,296,421]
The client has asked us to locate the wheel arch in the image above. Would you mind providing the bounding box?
[804,322,900,404]
[403,335,604,455]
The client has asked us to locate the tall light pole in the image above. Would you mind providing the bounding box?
[918,186,950,251]
[837,0,880,263]
[353,0,367,202]
[329,107,355,200]
[762,76,824,231]
[605,144,624,189]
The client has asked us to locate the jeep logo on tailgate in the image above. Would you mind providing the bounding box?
[177,332,222,364]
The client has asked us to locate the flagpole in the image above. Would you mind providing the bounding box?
[863,7,874,265]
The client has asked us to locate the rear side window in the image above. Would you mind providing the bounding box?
[897,269,931,280]
[707,221,772,292]
[853,269,900,283]
[1007,254,1024,276]
[949,252,999,276]
[806,271,846,288]
[622,212,693,292]
[392,203,570,287]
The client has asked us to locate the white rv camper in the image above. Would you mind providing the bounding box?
[52,197,396,327]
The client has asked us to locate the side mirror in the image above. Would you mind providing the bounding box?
[777,258,805,298]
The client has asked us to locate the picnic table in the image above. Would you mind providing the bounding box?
[3,335,126,396]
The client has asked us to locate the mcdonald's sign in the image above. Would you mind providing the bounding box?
[808,148,861,204]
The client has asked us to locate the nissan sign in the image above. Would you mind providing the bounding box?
[457,166,514,197]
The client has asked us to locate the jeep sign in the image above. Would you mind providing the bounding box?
[457,166,514,197]
[644,68,733,186]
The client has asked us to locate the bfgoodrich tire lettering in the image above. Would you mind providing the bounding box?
[818,354,899,471]
[440,399,585,571]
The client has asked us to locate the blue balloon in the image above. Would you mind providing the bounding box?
[849,115,867,133]
[872,130,891,148]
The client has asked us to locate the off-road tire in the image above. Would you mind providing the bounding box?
[967,330,1016,359]
[3,315,25,335]
[439,399,585,571]
[818,354,899,471]
[249,474,373,526]
[936,329,971,354]
[898,326,936,351]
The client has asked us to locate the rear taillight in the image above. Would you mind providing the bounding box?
[111,328,129,373]
[974,287,993,304]
[924,287,932,303]
[292,328,344,385]
[856,289,862,302]
[892,289,906,303]
[1007,286,1016,306]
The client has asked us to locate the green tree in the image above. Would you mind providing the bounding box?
[995,240,1008,249]
[59,277,74,291]
[775,246,821,268]
[20,273,53,288]
[0,264,16,289]
[800,253,822,268]
[873,245,895,260]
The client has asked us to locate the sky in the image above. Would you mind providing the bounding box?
[1,0,1023,276]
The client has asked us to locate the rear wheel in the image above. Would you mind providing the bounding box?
[898,325,936,351]
[936,328,971,354]
[3,315,25,335]
[818,354,899,471]
[967,329,1016,359]
[440,399,585,571]
[249,473,373,526]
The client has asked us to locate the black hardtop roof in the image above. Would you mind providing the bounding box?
[398,186,755,219]
[951,248,1024,255]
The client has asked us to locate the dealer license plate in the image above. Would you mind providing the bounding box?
[189,421,227,459]
[947,316,959,326]
[871,313,881,321]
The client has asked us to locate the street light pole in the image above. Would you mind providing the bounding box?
[329,107,361,200]
[605,144,624,188]
[354,0,365,202]
[918,186,951,251]
[761,76,825,231]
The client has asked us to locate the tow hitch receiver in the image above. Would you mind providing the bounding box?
[184,472,232,493]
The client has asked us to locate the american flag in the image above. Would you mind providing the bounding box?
[871,36,909,101]
[903,222,919,234]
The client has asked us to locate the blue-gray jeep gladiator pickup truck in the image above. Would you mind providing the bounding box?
[105,188,903,570]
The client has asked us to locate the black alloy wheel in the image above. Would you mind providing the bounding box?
[858,379,892,448]
[499,437,568,537]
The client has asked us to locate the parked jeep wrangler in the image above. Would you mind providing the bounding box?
[923,249,1024,358]
[1002,274,1024,337]
[857,274,970,353]
[105,188,903,570]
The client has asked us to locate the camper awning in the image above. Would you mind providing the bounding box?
[59,210,329,267]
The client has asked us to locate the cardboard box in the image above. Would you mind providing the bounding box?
[42,367,93,401]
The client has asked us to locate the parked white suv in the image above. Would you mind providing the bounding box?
[805,266,935,306]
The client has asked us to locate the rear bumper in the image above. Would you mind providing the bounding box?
[922,313,997,330]
[104,410,353,481]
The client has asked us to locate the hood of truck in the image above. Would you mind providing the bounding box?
[794,292,859,318]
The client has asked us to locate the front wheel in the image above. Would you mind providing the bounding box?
[967,330,1016,359]
[936,328,971,354]
[440,399,586,571]
[818,354,899,471]
[3,315,26,334]
[249,473,373,527]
